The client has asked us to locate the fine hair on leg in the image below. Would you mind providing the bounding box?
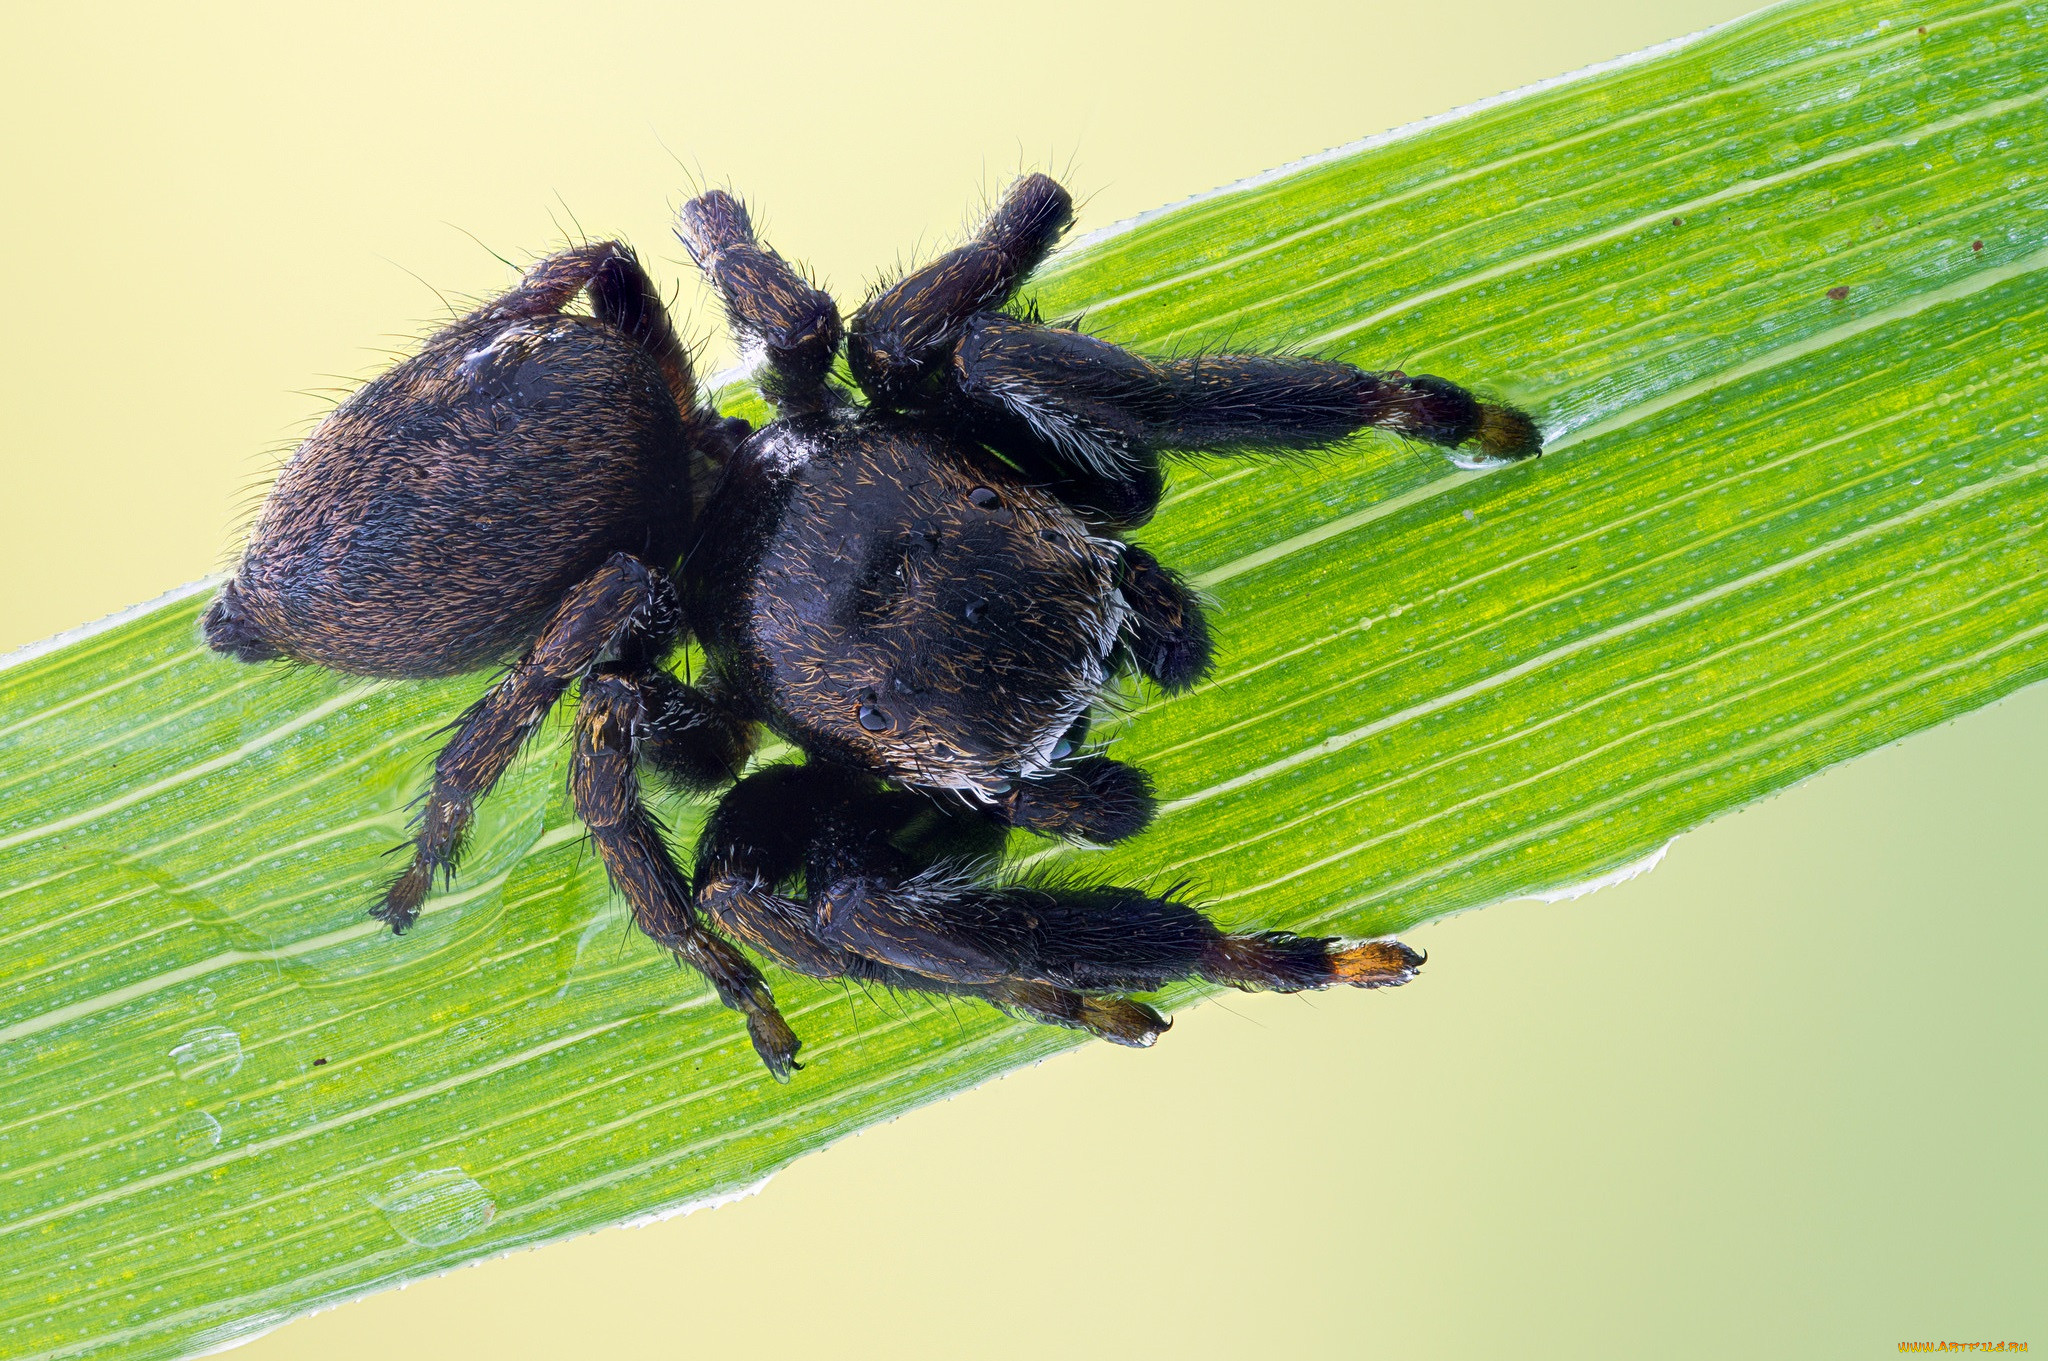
[1116,544,1213,693]
[848,173,1074,403]
[375,553,678,933]
[948,313,1543,485]
[630,667,759,793]
[574,672,800,1079]
[676,190,844,415]
[464,241,741,458]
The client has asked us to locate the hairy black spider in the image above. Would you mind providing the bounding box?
[203,173,1540,1079]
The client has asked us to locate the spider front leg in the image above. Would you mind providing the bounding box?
[1117,543,1214,692]
[692,765,1170,1047]
[992,755,1159,844]
[697,765,1423,1059]
[676,191,844,416]
[949,314,1543,525]
[810,862,1424,1018]
[573,672,797,1079]
[375,552,679,933]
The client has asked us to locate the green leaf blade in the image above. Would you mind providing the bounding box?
[3,0,2045,1355]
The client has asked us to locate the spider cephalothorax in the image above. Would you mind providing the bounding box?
[204,172,1540,1079]
[687,411,1128,797]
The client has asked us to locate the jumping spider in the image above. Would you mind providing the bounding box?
[203,173,1540,1079]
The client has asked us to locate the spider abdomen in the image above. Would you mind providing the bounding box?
[694,414,1123,793]
[210,315,693,678]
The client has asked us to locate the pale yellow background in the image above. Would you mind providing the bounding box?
[2,3,2041,1358]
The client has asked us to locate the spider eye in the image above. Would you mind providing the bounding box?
[963,599,986,622]
[968,486,1000,508]
[857,704,895,732]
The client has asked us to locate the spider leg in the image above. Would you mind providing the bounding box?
[693,764,1172,1046]
[696,763,1419,1057]
[374,553,678,934]
[691,764,880,980]
[813,863,1423,1010]
[806,765,1421,997]
[468,242,745,459]
[628,667,759,793]
[996,755,1158,844]
[847,173,1073,405]
[1117,543,1214,692]
[676,191,844,417]
[948,314,1542,524]
[574,672,800,1079]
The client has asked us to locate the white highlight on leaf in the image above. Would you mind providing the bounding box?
[619,1173,771,1229]
[1522,838,1677,903]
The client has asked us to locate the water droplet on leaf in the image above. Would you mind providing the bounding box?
[175,1110,222,1154]
[170,1027,243,1083]
[369,1169,497,1247]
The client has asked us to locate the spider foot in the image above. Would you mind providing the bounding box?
[668,931,804,1082]
[371,861,431,935]
[989,981,1171,1047]
[1201,929,1424,992]
[1330,938,1426,988]
[1079,995,1171,1047]
[1448,403,1543,470]
[742,1007,804,1083]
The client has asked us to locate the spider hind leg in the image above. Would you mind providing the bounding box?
[474,242,740,455]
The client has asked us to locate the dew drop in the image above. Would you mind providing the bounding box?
[858,705,894,732]
[175,1110,222,1154]
[170,1026,244,1083]
[369,1168,497,1247]
[968,486,999,508]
